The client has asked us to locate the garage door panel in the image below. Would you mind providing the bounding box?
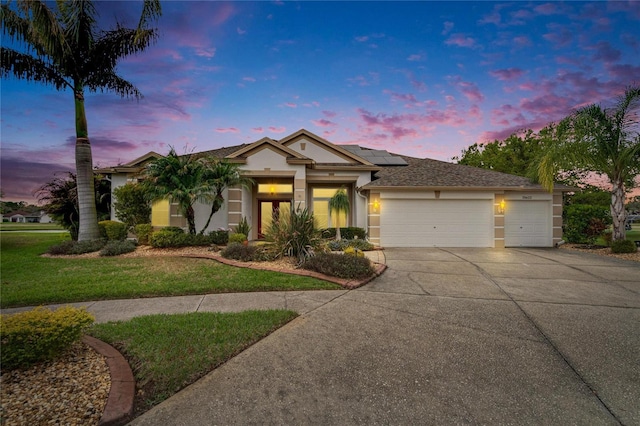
[505,201,551,247]
[381,199,493,247]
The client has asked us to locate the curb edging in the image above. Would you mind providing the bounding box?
[82,335,135,426]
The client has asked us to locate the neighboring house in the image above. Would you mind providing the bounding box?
[97,129,570,248]
[7,210,47,223]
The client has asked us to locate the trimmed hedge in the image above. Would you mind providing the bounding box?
[98,220,128,241]
[611,239,637,254]
[134,223,154,245]
[47,239,106,255]
[100,240,137,256]
[302,252,375,279]
[1,306,94,370]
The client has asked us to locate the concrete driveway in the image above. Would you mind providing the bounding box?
[132,248,640,425]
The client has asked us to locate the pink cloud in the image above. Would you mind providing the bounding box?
[268,126,286,133]
[512,36,532,47]
[445,33,477,48]
[489,68,525,81]
[534,3,560,15]
[243,77,256,82]
[450,78,485,102]
[383,90,418,105]
[284,103,297,108]
[442,21,454,35]
[311,119,336,128]
[215,128,239,133]
[355,36,369,42]
[407,53,424,62]
[252,127,264,133]
[590,41,621,63]
[543,24,573,47]
[322,110,337,118]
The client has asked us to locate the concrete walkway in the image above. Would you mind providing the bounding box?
[125,247,639,425]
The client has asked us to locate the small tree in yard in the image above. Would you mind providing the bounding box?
[329,188,350,241]
[113,182,151,227]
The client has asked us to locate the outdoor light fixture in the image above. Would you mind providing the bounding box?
[373,199,380,213]
[270,186,275,195]
[499,199,506,214]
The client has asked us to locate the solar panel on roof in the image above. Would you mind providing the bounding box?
[340,145,407,166]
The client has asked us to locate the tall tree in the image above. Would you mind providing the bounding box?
[538,86,640,241]
[1,0,161,241]
[143,148,209,235]
[329,188,350,241]
[198,158,253,235]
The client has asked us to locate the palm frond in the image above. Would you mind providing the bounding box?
[0,47,70,89]
[84,70,141,98]
[136,0,162,34]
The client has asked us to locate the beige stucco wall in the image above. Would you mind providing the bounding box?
[286,137,351,163]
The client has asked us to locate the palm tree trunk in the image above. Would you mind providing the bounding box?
[610,179,627,241]
[199,191,224,235]
[186,205,196,234]
[74,88,100,241]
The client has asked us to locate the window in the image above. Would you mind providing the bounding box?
[312,187,349,229]
[257,184,293,194]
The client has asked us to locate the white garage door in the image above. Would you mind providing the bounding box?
[380,199,493,247]
[505,200,551,247]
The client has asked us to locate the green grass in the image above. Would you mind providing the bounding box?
[0,222,65,231]
[0,233,340,308]
[89,310,298,414]
[592,224,640,246]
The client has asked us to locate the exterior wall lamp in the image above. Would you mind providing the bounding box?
[373,199,380,213]
[499,199,506,214]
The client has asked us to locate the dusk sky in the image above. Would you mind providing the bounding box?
[1,1,639,203]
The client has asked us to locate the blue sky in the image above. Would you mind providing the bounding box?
[2,1,639,202]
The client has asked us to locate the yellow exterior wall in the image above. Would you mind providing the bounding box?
[151,200,170,227]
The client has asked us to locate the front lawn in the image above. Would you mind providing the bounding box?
[90,310,298,416]
[0,233,340,308]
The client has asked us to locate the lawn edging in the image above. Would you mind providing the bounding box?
[183,253,387,289]
[82,335,135,426]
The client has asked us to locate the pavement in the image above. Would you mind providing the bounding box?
[5,247,640,425]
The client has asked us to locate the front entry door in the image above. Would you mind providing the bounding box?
[258,200,291,238]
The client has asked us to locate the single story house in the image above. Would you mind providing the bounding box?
[6,210,52,223]
[98,129,569,248]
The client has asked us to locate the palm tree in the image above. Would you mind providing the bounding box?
[198,157,254,235]
[538,85,640,241]
[1,0,161,241]
[329,188,350,241]
[143,148,209,235]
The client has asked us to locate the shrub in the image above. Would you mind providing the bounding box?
[135,223,154,245]
[611,239,637,254]
[0,306,94,370]
[564,204,612,244]
[100,240,137,256]
[150,229,190,248]
[321,227,367,240]
[229,233,247,244]
[265,207,322,265]
[327,239,374,251]
[69,239,107,254]
[235,216,251,237]
[149,229,214,248]
[343,246,364,257]
[47,240,76,255]
[302,252,375,280]
[164,226,186,234]
[98,220,129,241]
[221,242,261,262]
[48,239,106,255]
[209,230,229,245]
